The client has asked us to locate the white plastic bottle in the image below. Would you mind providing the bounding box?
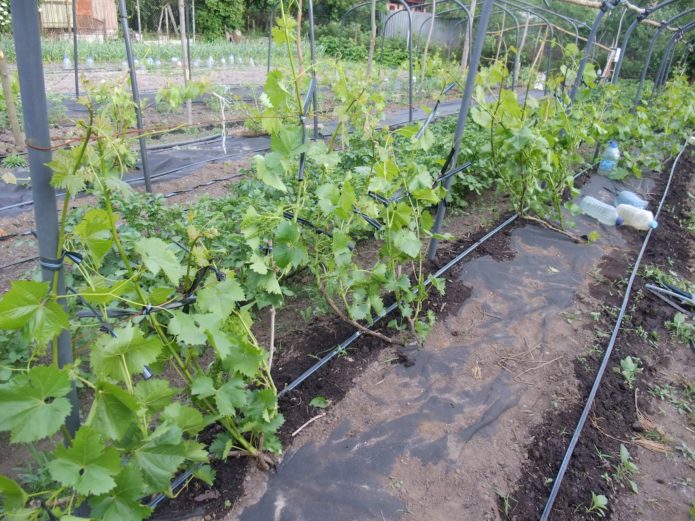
[597,141,621,176]
[63,55,72,70]
[579,196,623,226]
[206,55,214,68]
[616,204,658,230]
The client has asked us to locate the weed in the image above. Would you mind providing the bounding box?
[666,313,695,345]
[585,492,608,518]
[496,489,516,518]
[614,356,642,389]
[678,443,695,462]
[1,153,27,168]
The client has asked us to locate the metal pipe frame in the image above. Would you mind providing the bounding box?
[375,1,414,121]
[497,0,556,93]
[613,0,683,82]
[652,21,695,96]
[567,0,621,110]
[508,0,587,45]
[71,0,79,99]
[632,9,695,107]
[264,1,319,138]
[427,0,495,260]
[117,0,152,192]
[10,0,81,438]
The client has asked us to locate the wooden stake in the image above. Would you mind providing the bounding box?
[0,48,23,147]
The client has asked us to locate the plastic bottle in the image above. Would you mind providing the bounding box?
[220,57,227,66]
[85,56,94,69]
[579,196,623,226]
[206,55,214,68]
[616,204,658,230]
[249,57,255,66]
[614,190,648,210]
[229,54,235,65]
[597,140,621,176]
[63,55,72,70]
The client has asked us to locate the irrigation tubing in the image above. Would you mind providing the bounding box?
[539,136,693,521]
[147,155,600,511]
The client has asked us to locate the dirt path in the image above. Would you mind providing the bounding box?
[215,171,660,521]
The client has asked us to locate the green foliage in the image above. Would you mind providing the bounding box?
[0,79,281,519]
[1,153,27,168]
[614,356,642,390]
[586,492,608,518]
[666,313,695,345]
[195,0,245,37]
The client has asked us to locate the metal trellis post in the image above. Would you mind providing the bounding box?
[117,0,152,192]
[10,0,80,438]
[427,0,495,261]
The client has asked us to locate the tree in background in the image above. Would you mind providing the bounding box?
[0,0,9,33]
[196,0,245,37]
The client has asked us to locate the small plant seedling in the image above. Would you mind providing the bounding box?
[495,489,516,518]
[666,313,695,345]
[1,154,28,169]
[586,492,608,518]
[614,356,642,389]
[309,396,330,409]
[613,444,639,493]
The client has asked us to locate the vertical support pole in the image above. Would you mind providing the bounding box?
[633,26,664,109]
[10,0,80,437]
[71,0,79,99]
[136,0,142,37]
[307,0,318,139]
[427,0,495,261]
[192,0,196,44]
[117,0,152,192]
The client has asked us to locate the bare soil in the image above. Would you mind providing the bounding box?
[508,150,695,520]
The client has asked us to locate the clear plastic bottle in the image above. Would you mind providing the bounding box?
[63,55,72,70]
[579,196,623,226]
[206,55,214,68]
[229,53,235,65]
[597,141,620,176]
[85,56,94,69]
[614,190,648,210]
[616,204,658,230]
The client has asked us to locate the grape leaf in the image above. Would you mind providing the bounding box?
[0,475,27,511]
[0,280,69,344]
[48,426,120,496]
[134,238,184,285]
[273,220,307,269]
[89,381,139,441]
[133,427,187,491]
[254,154,287,192]
[0,365,72,443]
[168,311,207,346]
[161,402,204,435]
[88,465,152,521]
[74,209,114,268]
[392,229,421,258]
[215,377,248,417]
[134,379,181,414]
[196,279,245,318]
[91,325,163,382]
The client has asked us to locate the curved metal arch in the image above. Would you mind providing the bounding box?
[504,0,586,45]
[632,7,695,106]
[613,0,685,82]
[497,0,557,93]
[335,0,414,121]
[652,21,695,97]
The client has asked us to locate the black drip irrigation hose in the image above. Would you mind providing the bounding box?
[539,137,692,521]
[147,157,601,512]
